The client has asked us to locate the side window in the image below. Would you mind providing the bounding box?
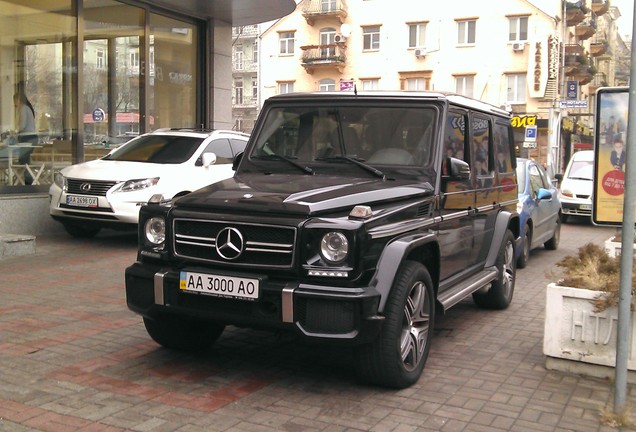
[471,115,493,188]
[202,138,233,164]
[494,121,514,175]
[444,111,467,162]
[230,138,247,155]
[528,164,544,197]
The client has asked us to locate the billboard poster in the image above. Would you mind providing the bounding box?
[593,87,630,226]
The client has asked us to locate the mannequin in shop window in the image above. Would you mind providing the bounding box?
[13,85,37,184]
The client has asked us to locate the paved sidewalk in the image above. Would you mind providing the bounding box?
[0,219,634,432]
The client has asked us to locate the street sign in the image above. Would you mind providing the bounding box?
[559,100,588,109]
[92,108,105,122]
[566,80,578,99]
[525,125,537,142]
[522,141,537,149]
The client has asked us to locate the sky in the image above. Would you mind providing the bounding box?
[612,0,634,39]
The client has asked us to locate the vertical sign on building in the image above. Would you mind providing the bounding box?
[566,80,578,100]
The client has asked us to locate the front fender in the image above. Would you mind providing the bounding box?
[369,232,438,313]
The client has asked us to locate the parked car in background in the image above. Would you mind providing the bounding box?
[515,158,561,268]
[557,150,594,223]
[49,128,249,237]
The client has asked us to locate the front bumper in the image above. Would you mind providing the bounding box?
[560,198,592,217]
[125,262,384,344]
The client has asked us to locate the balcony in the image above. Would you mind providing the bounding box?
[565,0,588,26]
[233,60,258,73]
[571,66,597,85]
[565,43,585,55]
[232,25,259,39]
[232,96,258,108]
[300,44,346,74]
[590,40,609,56]
[587,71,608,93]
[302,0,348,24]
[575,16,597,40]
[591,0,609,16]
[564,52,588,75]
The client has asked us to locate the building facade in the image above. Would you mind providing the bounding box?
[258,0,627,174]
[0,0,295,236]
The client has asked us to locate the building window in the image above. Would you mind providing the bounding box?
[235,80,243,104]
[234,44,243,70]
[130,49,140,69]
[408,23,426,48]
[279,31,295,55]
[455,75,474,98]
[278,81,294,94]
[406,77,427,90]
[363,26,381,51]
[361,79,379,90]
[321,0,336,12]
[252,77,258,100]
[96,48,105,69]
[320,27,337,58]
[457,20,476,45]
[506,74,526,103]
[319,78,336,92]
[508,16,528,42]
[253,40,258,64]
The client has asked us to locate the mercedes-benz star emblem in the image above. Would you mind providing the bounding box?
[215,227,244,260]
[80,183,91,192]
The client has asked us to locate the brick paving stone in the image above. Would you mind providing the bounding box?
[0,223,634,432]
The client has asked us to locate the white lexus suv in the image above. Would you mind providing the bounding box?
[49,128,249,237]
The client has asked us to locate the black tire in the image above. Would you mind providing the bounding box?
[559,213,569,223]
[143,316,225,351]
[517,224,530,269]
[63,222,101,238]
[544,217,561,250]
[473,230,516,310]
[355,261,435,389]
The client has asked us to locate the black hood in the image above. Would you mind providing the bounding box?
[174,173,434,216]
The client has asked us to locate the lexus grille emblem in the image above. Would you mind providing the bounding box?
[215,227,244,260]
[80,183,91,192]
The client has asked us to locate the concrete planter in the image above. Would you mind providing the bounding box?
[604,237,636,258]
[544,283,636,378]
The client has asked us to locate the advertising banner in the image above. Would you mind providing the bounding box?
[593,87,631,226]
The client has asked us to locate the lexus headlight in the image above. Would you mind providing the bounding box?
[117,177,159,193]
[54,172,66,190]
[144,216,165,245]
[320,231,349,264]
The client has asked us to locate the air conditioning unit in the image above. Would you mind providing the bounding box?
[334,33,347,43]
[414,48,427,58]
[512,42,525,51]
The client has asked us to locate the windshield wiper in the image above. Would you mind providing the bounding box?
[315,155,385,179]
[252,154,314,175]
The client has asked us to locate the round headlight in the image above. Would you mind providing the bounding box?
[320,231,349,264]
[144,217,165,245]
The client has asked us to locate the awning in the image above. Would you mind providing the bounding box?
[143,0,297,26]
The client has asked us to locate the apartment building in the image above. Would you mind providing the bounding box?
[254,0,625,171]
[231,25,261,133]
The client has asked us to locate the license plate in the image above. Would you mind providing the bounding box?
[179,271,259,300]
[66,195,98,207]
[580,204,592,210]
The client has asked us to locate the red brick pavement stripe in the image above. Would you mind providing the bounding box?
[0,399,128,432]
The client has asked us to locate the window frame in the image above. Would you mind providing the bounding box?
[457,19,476,45]
[362,25,381,51]
[279,31,295,55]
[408,22,427,49]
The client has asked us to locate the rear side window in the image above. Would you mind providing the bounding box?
[202,139,234,163]
[494,121,514,174]
[106,135,204,164]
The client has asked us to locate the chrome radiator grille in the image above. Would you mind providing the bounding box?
[173,218,297,268]
[66,179,117,196]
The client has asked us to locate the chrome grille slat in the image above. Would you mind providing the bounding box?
[173,218,297,268]
[66,179,117,196]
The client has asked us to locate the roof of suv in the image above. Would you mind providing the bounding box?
[151,128,250,139]
[266,91,510,117]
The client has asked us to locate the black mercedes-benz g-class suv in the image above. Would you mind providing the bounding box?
[126,91,519,389]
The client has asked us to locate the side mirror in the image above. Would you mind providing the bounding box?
[232,151,244,171]
[554,173,563,181]
[537,188,552,200]
[201,152,217,167]
[446,157,471,180]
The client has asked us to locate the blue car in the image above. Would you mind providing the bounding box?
[515,158,562,268]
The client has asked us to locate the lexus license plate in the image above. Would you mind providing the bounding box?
[179,271,259,300]
[66,195,98,207]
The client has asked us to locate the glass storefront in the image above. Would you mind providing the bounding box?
[0,0,202,191]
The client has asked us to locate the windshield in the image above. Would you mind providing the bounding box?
[250,105,437,167]
[104,135,204,164]
[567,160,594,180]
